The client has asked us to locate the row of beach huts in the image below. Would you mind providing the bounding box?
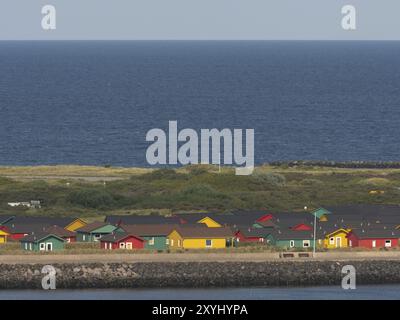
[1,204,400,252]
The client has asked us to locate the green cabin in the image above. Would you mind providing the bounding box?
[270,230,315,250]
[312,207,332,219]
[76,222,118,242]
[117,224,174,250]
[20,233,65,252]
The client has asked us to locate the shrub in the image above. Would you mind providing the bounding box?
[252,171,286,187]
[67,188,115,209]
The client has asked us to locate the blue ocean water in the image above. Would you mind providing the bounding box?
[0,41,400,166]
[0,285,399,300]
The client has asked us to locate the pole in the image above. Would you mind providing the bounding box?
[313,211,317,258]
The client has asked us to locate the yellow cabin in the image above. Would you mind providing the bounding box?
[197,216,222,228]
[324,228,351,249]
[65,218,87,232]
[168,227,234,249]
[0,229,10,243]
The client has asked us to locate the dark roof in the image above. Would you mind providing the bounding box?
[351,227,400,239]
[4,223,49,234]
[237,227,273,238]
[229,210,271,219]
[20,232,65,243]
[174,226,234,238]
[3,216,79,228]
[119,224,178,236]
[105,215,181,225]
[271,229,315,240]
[212,214,262,226]
[0,215,14,225]
[44,225,75,238]
[100,232,144,242]
[173,213,217,224]
[255,220,278,228]
[325,204,400,217]
[76,222,112,233]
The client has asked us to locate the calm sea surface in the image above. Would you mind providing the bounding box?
[0,285,399,300]
[1,41,400,166]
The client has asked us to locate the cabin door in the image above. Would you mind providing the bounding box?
[46,243,53,251]
[336,237,341,248]
[126,242,132,250]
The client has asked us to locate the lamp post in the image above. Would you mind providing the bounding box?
[313,210,317,258]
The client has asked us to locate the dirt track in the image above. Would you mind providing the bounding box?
[1,251,400,264]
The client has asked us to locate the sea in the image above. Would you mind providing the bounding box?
[0,41,400,166]
[0,285,399,300]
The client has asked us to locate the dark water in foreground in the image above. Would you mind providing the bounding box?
[1,41,400,166]
[1,285,400,300]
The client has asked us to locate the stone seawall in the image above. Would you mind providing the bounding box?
[1,260,400,289]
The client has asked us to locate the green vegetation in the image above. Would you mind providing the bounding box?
[1,164,400,218]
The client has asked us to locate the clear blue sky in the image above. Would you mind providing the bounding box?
[1,0,399,40]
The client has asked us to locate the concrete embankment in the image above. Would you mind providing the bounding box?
[1,260,400,289]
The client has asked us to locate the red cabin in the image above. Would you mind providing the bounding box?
[291,223,312,231]
[347,229,400,249]
[100,233,145,250]
[235,228,272,243]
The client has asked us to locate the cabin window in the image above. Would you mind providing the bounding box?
[205,239,212,248]
[29,243,32,251]
[149,237,155,245]
[303,240,310,248]
[39,243,45,251]
[119,242,125,249]
[94,234,102,241]
[289,240,295,248]
[109,242,112,250]
[170,239,174,246]
[24,243,28,250]
[385,240,392,247]
[83,235,86,241]
[166,238,169,245]
[66,238,71,243]
[329,237,334,245]
[178,240,181,247]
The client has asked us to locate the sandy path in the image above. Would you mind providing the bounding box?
[1,251,400,264]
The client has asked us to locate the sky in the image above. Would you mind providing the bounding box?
[0,0,399,40]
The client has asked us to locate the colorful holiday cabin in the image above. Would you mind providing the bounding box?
[117,224,177,250]
[291,223,313,231]
[20,233,65,252]
[100,233,145,250]
[64,218,87,232]
[347,228,400,249]
[76,222,118,242]
[270,229,316,250]
[312,207,332,221]
[324,228,351,249]
[1,224,48,240]
[252,219,278,229]
[206,211,273,229]
[1,216,85,231]
[0,229,9,243]
[44,225,76,243]
[173,212,222,227]
[168,227,234,249]
[196,216,222,228]
[234,227,273,244]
